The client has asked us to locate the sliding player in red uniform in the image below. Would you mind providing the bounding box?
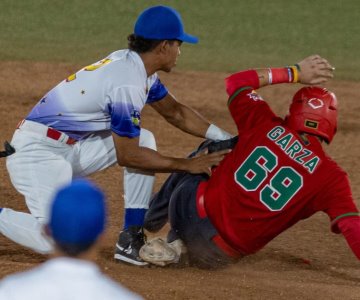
[140,55,360,269]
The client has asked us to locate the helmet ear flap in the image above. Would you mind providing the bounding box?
[285,87,338,143]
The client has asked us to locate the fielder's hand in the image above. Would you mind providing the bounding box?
[297,55,335,85]
[185,149,230,176]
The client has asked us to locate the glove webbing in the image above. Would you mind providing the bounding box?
[0,141,15,158]
[207,136,239,153]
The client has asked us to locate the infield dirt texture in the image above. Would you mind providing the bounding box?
[1,1,360,299]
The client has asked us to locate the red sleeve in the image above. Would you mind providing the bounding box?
[338,217,360,260]
[225,70,279,135]
[225,70,260,96]
[319,168,359,231]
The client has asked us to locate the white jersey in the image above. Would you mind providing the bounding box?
[0,257,143,300]
[26,49,168,140]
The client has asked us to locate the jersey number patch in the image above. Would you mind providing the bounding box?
[235,146,303,211]
[66,58,112,82]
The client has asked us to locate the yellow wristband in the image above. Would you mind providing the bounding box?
[290,66,299,83]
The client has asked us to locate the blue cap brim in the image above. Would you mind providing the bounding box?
[179,33,199,44]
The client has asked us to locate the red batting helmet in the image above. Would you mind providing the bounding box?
[284,86,338,143]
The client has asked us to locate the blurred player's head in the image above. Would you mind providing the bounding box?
[47,179,106,257]
[284,86,338,144]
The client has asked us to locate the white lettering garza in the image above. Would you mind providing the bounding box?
[267,126,320,174]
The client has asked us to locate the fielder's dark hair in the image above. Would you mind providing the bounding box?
[127,34,162,53]
[127,34,178,53]
[55,241,93,257]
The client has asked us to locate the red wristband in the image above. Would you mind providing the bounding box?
[268,67,293,84]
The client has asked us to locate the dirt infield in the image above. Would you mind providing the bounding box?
[1,61,360,299]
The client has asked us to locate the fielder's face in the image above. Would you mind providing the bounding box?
[161,40,182,72]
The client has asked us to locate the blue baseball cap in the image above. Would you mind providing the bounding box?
[48,179,106,245]
[134,5,199,44]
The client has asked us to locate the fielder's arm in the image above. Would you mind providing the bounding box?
[149,93,232,140]
[112,133,230,176]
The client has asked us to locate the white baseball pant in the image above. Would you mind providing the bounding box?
[0,121,155,253]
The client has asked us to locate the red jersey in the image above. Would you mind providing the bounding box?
[203,80,358,255]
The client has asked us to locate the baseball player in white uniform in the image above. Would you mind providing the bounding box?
[0,5,231,265]
[0,179,143,300]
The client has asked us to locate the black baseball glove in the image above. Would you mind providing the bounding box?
[0,141,15,158]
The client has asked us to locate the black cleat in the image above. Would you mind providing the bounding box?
[114,226,148,266]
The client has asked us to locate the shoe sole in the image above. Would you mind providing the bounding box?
[114,253,149,266]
